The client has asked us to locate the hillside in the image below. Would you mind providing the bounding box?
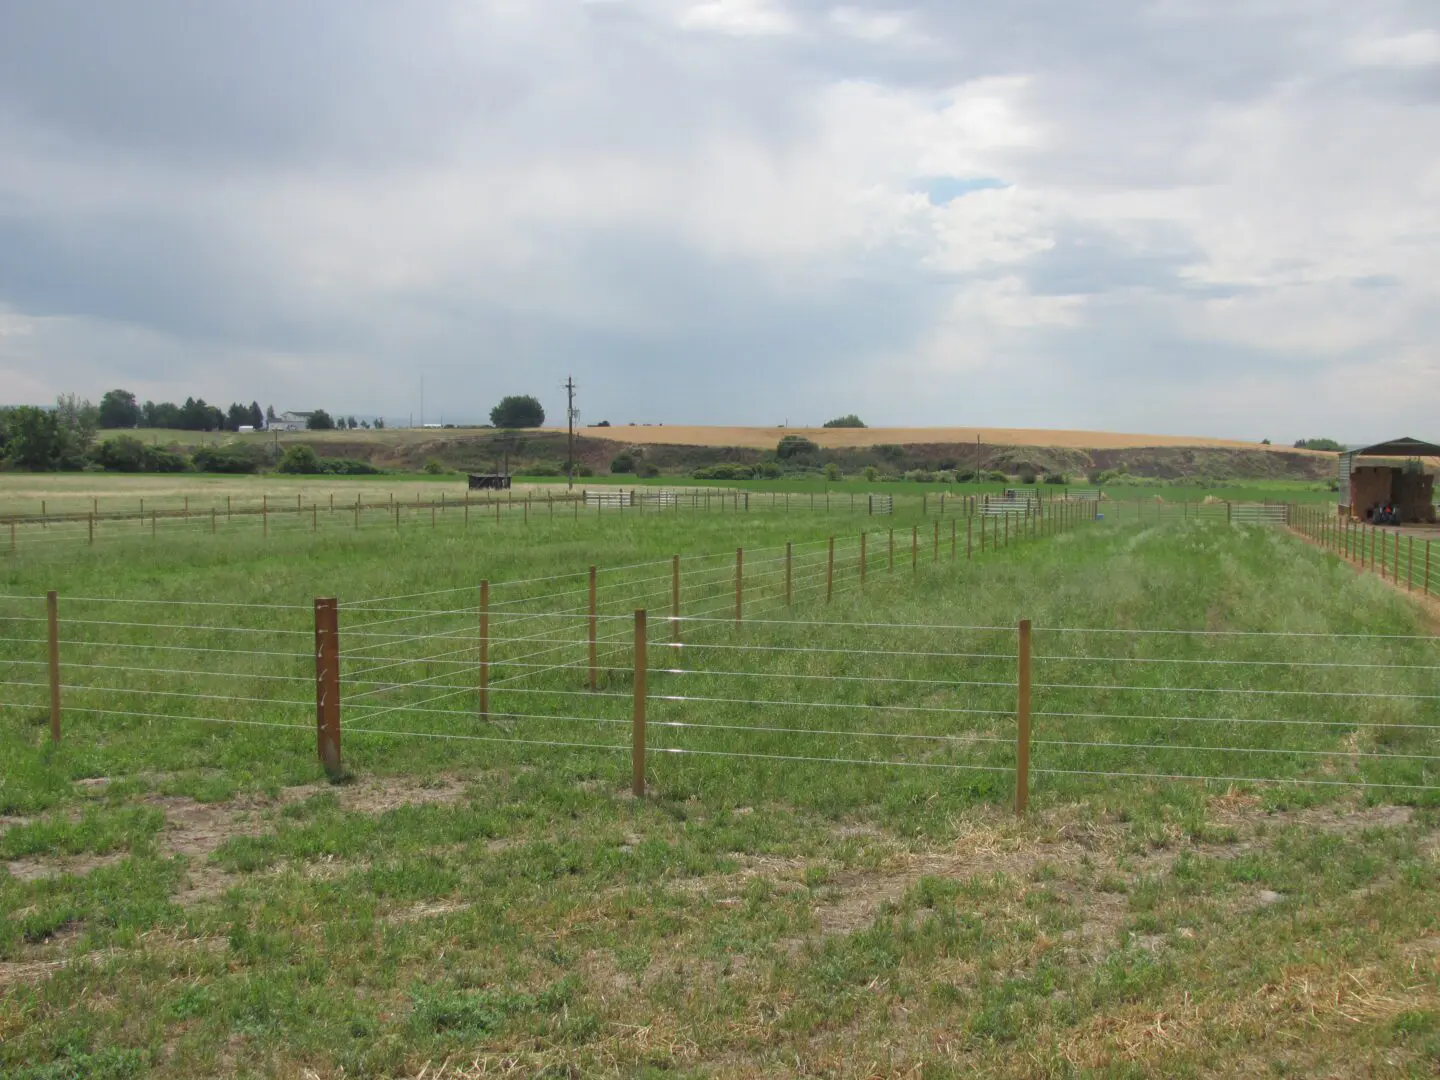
[101,426,1337,481]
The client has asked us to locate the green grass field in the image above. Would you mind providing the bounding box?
[2,500,1439,1077]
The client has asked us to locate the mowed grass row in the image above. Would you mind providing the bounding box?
[4,513,1440,1077]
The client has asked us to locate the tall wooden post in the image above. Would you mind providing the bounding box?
[314,597,342,778]
[88,514,94,545]
[479,581,490,718]
[212,508,217,534]
[785,542,793,607]
[967,517,973,560]
[826,536,835,603]
[889,529,895,571]
[1408,536,1414,592]
[672,555,682,643]
[912,525,918,570]
[1016,618,1032,814]
[47,591,60,743]
[632,610,647,798]
[860,531,867,586]
[933,519,940,562]
[588,566,598,691]
[734,547,743,627]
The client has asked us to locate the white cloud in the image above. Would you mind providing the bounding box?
[1348,29,1440,70]
[678,0,796,35]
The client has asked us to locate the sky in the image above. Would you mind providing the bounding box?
[0,0,1437,442]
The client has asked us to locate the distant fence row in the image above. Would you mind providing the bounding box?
[1293,504,1440,596]
[4,501,1438,806]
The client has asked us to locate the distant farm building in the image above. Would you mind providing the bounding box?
[1337,436,1439,524]
[271,411,312,433]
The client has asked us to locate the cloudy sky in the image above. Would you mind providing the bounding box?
[1,0,1437,440]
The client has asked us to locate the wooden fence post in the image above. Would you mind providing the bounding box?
[479,581,489,718]
[47,591,60,743]
[88,514,94,546]
[967,517,973,560]
[889,529,895,571]
[912,525,918,571]
[633,609,648,797]
[785,542,793,607]
[264,504,269,538]
[314,505,319,533]
[827,536,835,603]
[951,518,956,560]
[860,531,867,586]
[1016,618,1031,814]
[672,555,682,643]
[212,508,217,534]
[1395,532,1401,585]
[933,520,940,562]
[1408,536,1414,592]
[588,566,598,691]
[1427,540,1431,596]
[735,547,744,627]
[314,597,342,778]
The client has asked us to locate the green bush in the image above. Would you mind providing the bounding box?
[423,458,447,475]
[987,471,1009,483]
[93,435,149,472]
[903,469,935,483]
[1294,437,1344,452]
[692,463,756,480]
[610,451,636,474]
[757,462,782,479]
[823,463,841,481]
[1042,472,1066,485]
[192,444,267,474]
[277,445,324,474]
[519,462,563,477]
[638,462,660,478]
[146,447,190,473]
[863,465,879,482]
[324,458,381,475]
[822,414,865,428]
[776,435,819,460]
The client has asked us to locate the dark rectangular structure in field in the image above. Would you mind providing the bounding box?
[467,474,512,491]
[1338,437,1439,523]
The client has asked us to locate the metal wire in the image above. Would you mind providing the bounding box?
[1034,681,1440,701]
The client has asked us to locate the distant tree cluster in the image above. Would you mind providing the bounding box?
[100,389,265,432]
[822,414,866,428]
[1293,437,1344,452]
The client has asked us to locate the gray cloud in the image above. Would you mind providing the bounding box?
[1,0,1438,439]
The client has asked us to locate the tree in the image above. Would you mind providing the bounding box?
[52,395,98,467]
[249,402,265,429]
[226,403,251,430]
[490,395,545,428]
[1294,437,1344,452]
[266,405,277,423]
[94,434,149,472]
[373,417,386,430]
[3,407,63,470]
[98,389,141,429]
[306,409,335,431]
[822,414,866,428]
[346,415,358,430]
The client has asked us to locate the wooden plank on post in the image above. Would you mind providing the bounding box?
[588,566,598,691]
[479,581,489,718]
[314,597,342,778]
[47,591,60,743]
[1016,618,1031,815]
[632,609,648,797]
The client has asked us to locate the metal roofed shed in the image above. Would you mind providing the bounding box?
[1337,437,1440,524]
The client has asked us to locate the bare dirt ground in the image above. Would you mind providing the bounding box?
[569,425,1330,453]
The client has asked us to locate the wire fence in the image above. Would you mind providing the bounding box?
[8,500,1435,805]
[1293,503,1440,596]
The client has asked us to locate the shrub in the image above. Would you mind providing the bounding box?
[94,435,149,472]
[776,435,819,460]
[693,462,756,481]
[935,471,955,483]
[520,461,563,477]
[1042,472,1066,485]
[757,462,782,479]
[822,414,866,428]
[863,465,878,482]
[192,444,267,474]
[1294,437,1344,451]
[1018,471,1037,485]
[987,471,1009,483]
[823,463,841,481]
[306,409,335,431]
[146,447,190,473]
[574,464,594,478]
[610,451,636,474]
[903,469,935,483]
[423,458,447,475]
[594,420,611,427]
[322,458,381,475]
[875,444,906,462]
[277,445,324,474]
[638,462,660,478]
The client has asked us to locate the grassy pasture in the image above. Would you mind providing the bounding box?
[2,508,1440,1076]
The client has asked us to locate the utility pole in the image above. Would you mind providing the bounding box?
[565,376,577,490]
[420,376,424,429]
